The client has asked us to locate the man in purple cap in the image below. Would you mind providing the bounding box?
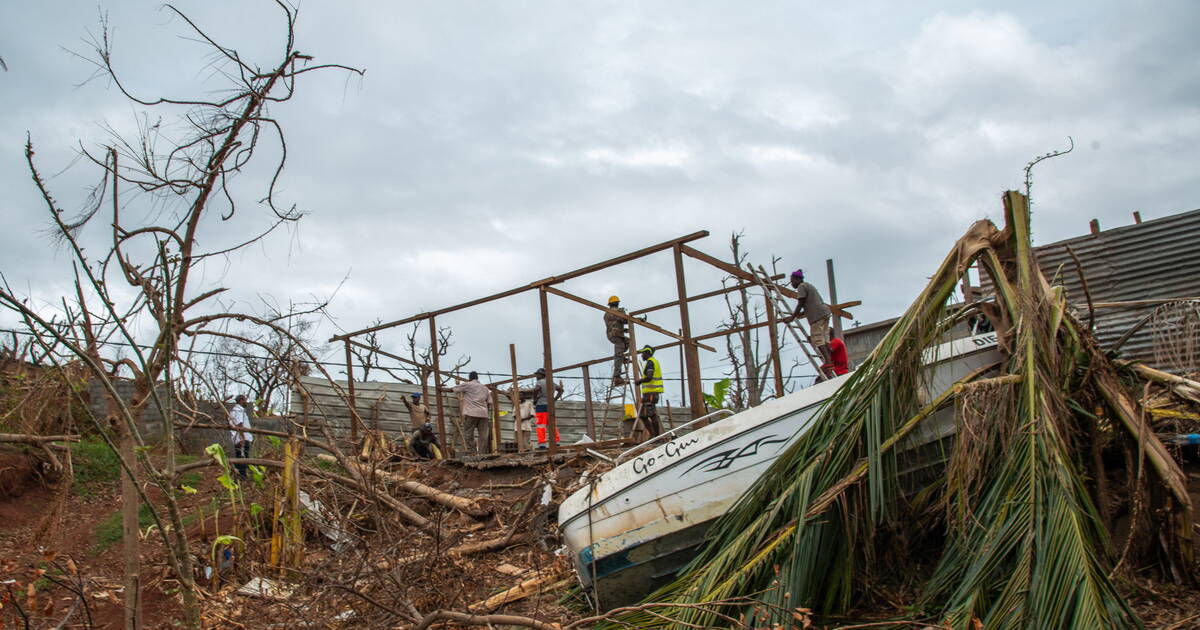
[785,269,833,368]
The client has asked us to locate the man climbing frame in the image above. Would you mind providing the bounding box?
[785,268,833,368]
[635,345,664,437]
[604,295,630,385]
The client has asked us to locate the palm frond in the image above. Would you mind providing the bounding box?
[601,194,1181,629]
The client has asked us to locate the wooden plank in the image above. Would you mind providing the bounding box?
[331,231,710,341]
[629,276,783,316]
[542,285,716,352]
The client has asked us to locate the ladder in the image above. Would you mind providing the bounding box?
[747,264,829,383]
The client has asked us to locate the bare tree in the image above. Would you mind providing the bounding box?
[212,309,325,414]
[0,4,361,629]
[719,232,775,408]
[343,319,471,387]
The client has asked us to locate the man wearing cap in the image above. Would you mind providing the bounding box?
[603,295,630,385]
[785,269,833,368]
[402,391,430,430]
[228,394,254,479]
[521,367,563,449]
[445,371,492,455]
[409,422,440,460]
[634,346,664,437]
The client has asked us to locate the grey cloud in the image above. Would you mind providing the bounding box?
[2,1,1198,394]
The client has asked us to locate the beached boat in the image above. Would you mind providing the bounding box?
[557,331,1002,611]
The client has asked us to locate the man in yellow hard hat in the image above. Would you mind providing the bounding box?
[634,345,664,437]
[604,295,630,385]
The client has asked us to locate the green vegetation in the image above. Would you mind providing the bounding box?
[93,502,199,554]
[178,471,202,488]
[93,503,155,554]
[71,436,122,496]
[310,455,345,475]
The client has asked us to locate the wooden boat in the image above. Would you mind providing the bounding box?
[557,332,1001,610]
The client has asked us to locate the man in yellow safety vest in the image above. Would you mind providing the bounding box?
[634,345,664,437]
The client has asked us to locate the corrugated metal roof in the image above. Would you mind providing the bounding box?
[986,209,1200,372]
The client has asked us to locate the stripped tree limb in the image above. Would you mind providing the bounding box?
[1119,361,1200,404]
[0,433,81,445]
[315,454,489,517]
[448,532,534,557]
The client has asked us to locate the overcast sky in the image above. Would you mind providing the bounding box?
[2,1,1198,401]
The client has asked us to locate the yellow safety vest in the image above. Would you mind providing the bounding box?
[642,356,664,393]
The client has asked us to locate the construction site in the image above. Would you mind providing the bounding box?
[4,193,1200,629]
[3,4,1200,630]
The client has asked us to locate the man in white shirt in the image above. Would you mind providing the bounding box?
[447,371,492,455]
[228,394,254,478]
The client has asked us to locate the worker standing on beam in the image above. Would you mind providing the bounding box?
[785,269,833,368]
[604,295,630,385]
[634,345,664,437]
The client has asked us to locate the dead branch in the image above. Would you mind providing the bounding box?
[170,455,431,529]
[448,532,535,557]
[411,610,560,630]
[0,433,81,444]
[467,571,571,612]
[317,454,489,517]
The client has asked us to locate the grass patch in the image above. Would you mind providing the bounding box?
[178,471,202,488]
[71,436,122,496]
[93,503,156,554]
[310,455,345,475]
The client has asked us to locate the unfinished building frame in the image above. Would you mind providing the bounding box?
[329,231,859,457]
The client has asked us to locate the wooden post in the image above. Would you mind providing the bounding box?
[510,344,523,452]
[672,244,705,419]
[120,426,142,630]
[538,287,558,456]
[1133,211,1142,224]
[490,388,501,453]
[582,364,596,439]
[343,340,359,445]
[628,325,644,438]
[678,329,686,409]
[428,316,447,456]
[826,258,842,338]
[765,297,784,397]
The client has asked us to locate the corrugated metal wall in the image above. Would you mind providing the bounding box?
[290,376,693,453]
[984,209,1200,372]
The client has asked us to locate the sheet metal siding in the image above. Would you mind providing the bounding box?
[986,209,1200,371]
[289,376,691,452]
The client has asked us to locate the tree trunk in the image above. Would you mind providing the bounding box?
[119,424,142,630]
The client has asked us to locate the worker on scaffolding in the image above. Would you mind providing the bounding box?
[634,345,664,437]
[604,295,630,386]
[521,367,563,449]
[785,269,833,369]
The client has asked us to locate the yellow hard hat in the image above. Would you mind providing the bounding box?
[608,295,620,304]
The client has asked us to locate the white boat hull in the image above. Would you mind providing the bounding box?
[558,332,1001,610]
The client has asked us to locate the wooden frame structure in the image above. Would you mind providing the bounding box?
[329,231,859,458]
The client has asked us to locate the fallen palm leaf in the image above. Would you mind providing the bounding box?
[604,192,1192,629]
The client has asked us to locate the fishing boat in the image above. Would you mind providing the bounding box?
[557,331,1002,611]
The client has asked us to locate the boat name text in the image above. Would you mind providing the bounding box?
[632,436,701,475]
